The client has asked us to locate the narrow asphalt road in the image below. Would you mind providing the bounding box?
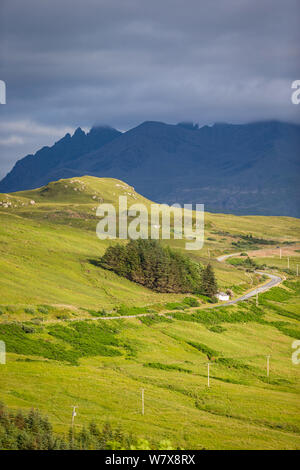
[212,252,282,307]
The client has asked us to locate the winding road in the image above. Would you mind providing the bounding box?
[212,252,282,307]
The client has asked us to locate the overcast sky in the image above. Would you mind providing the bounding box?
[0,0,299,178]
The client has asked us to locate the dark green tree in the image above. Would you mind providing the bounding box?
[99,240,203,293]
[201,263,218,298]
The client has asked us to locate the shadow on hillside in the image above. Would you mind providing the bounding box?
[87,258,102,267]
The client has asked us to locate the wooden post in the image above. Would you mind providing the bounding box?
[141,388,144,415]
[71,406,78,446]
[71,406,77,428]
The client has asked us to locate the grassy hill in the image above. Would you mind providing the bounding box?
[0,176,300,449]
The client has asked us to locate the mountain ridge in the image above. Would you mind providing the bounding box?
[1,120,299,216]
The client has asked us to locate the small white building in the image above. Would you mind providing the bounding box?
[217,292,230,301]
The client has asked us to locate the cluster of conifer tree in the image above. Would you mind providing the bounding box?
[100,239,203,293]
[0,403,66,450]
[100,239,218,297]
[0,403,170,450]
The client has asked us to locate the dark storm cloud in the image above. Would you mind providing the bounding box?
[0,0,299,177]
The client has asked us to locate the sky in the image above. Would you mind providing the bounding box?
[0,0,299,179]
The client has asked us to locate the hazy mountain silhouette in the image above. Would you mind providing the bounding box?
[1,120,299,216]
[0,126,121,194]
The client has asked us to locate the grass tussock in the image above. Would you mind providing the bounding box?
[144,362,192,374]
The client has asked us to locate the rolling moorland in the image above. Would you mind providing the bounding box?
[0,176,300,449]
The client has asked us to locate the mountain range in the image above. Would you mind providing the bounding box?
[0,120,299,216]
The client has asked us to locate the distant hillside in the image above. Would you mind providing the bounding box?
[1,120,299,216]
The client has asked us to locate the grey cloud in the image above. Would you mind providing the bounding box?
[0,0,300,177]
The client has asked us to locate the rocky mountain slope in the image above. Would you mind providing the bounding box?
[1,120,299,216]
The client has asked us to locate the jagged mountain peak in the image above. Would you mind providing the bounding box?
[0,120,299,216]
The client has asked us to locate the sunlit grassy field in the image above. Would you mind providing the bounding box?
[1,289,300,449]
[0,176,300,449]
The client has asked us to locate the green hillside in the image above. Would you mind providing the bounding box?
[0,176,300,449]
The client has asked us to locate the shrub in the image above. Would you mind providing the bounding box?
[228,257,258,269]
[207,325,226,333]
[0,321,124,365]
[144,362,192,373]
[94,309,107,317]
[226,289,234,298]
[37,305,50,315]
[0,323,80,365]
[31,318,43,324]
[81,308,108,317]
[139,315,172,326]
[24,308,35,315]
[183,297,199,307]
[170,304,264,326]
[48,322,122,358]
[21,324,36,334]
[232,234,278,250]
[186,341,220,360]
[164,302,188,310]
[4,306,18,313]
[197,294,213,303]
[215,357,252,371]
[55,314,69,320]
